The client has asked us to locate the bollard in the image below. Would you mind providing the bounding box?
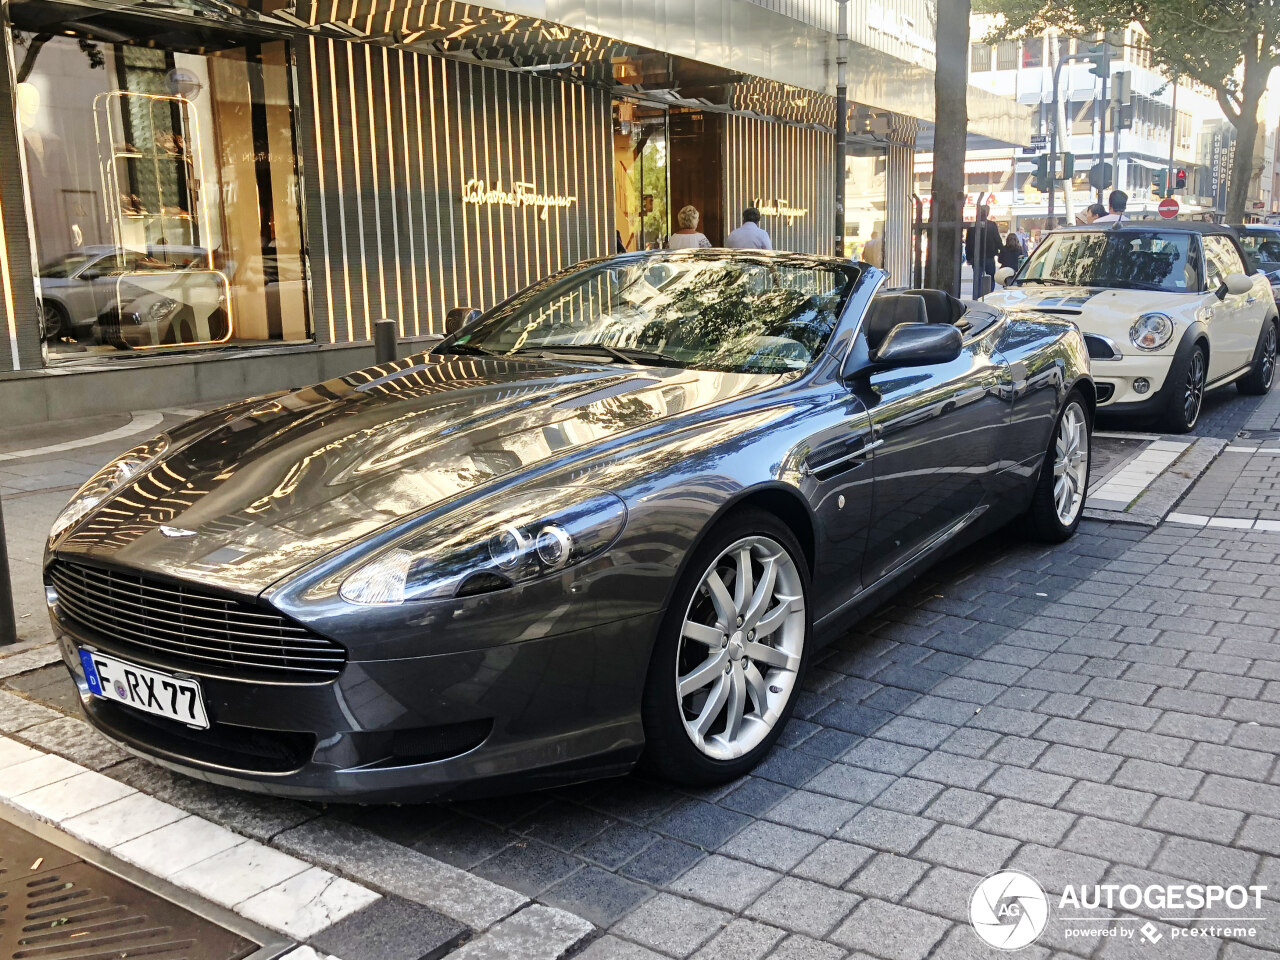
[0,493,16,646]
[374,318,398,365]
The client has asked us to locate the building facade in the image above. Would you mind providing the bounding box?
[940,19,1270,234]
[0,0,1028,424]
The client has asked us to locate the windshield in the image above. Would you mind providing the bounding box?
[1239,231,1280,269]
[1015,231,1197,293]
[38,253,101,279]
[446,255,857,374]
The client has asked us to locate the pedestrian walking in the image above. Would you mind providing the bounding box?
[998,233,1024,271]
[1084,202,1107,224]
[861,230,884,268]
[1094,190,1129,223]
[666,205,712,249]
[725,207,772,250]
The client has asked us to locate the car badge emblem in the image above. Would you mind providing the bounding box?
[159,525,198,539]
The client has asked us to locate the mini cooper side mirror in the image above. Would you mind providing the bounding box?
[993,266,1016,287]
[445,306,481,335]
[1219,273,1254,299]
[873,323,964,367]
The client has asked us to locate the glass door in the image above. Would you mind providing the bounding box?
[613,99,669,252]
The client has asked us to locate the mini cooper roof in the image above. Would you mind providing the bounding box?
[1050,221,1239,237]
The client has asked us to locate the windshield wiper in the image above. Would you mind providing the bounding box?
[1016,277,1072,286]
[510,343,683,367]
[441,342,494,356]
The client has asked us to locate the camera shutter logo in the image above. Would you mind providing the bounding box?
[970,870,1049,950]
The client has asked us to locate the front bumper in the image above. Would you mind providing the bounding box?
[51,603,659,802]
[1091,351,1177,414]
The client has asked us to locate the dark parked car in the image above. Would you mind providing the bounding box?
[1236,224,1280,308]
[45,251,1094,801]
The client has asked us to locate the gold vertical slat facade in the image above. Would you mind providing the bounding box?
[724,114,833,255]
[304,38,611,342]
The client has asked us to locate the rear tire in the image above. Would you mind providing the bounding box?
[1021,391,1091,543]
[640,508,810,786]
[1160,342,1207,433]
[1237,317,1277,396]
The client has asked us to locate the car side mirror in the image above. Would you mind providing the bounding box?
[873,323,963,367]
[993,266,1016,287]
[1219,273,1254,298]
[445,306,481,335]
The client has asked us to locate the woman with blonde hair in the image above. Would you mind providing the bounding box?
[667,205,712,249]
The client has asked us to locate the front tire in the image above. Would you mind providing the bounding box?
[1022,391,1091,542]
[1160,342,1207,433]
[640,508,810,786]
[1238,317,1277,396]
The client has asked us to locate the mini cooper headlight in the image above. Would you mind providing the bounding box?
[339,486,627,605]
[48,436,169,544]
[1129,313,1175,351]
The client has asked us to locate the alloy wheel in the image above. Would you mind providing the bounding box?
[40,302,63,341]
[676,536,805,761]
[1263,324,1277,390]
[1184,349,1206,427]
[1052,402,1089,526]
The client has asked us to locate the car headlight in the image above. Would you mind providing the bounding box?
[339,486,627,605]
[48,436,169,544]
[147,297,180,324]
[1129,313,1175,351]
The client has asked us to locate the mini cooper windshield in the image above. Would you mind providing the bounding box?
[447,254,857,374]
[1015,230,1197,293]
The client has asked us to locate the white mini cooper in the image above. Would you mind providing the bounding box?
[988,223,1279,432]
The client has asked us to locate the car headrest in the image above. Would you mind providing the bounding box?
[864,294,929,351]
[904,289,968,327]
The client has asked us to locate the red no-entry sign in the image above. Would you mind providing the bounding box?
[1158,197,1180,219]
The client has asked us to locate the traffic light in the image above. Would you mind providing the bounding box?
[1031,154,1050,191]
[1060,152,1075,179]
[1086,43,1110,78]
[1152,169,1168,197]
[1175,168,1187,190]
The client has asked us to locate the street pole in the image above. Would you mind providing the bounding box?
[1167,75,1177,199]
[0,494,16,646]
[1096,57,1108,203]
[834,0,849,258]
[1049,57,1063,225]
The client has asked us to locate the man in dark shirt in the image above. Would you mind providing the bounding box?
[965,205,1002,297]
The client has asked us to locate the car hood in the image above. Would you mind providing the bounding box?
[53,353,782,595]
[985,284,1200,325]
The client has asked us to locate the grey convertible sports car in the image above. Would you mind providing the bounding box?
[45,251,1093,801]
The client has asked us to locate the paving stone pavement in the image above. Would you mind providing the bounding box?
[1175,378,1280,524]
[325,519,1277,960]
[6,400,1280,957]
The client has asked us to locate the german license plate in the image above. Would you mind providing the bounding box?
[78,649,209,729]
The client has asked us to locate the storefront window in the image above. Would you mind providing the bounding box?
[11,27,309,359]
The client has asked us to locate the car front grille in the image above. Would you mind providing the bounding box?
[49,560,346,683]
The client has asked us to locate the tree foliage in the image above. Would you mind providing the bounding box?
[974,0,1279,220]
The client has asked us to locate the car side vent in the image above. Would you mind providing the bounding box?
[1084,335,1121,360]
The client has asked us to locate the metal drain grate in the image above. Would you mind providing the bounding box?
[0,813,283,960]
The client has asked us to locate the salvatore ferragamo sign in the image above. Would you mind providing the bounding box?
[462,178,577,220]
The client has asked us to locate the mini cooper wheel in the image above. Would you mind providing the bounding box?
[1022,391,1091,542]
[1238,318,1278,396]
[1161,342,1207,433]
[640,508,810,785]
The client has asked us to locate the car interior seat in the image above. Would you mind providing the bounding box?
[902,289,967,327]
[863,294,929,352]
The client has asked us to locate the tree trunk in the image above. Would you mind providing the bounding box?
[1225,56,1267,223]
[927,0,969,295]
